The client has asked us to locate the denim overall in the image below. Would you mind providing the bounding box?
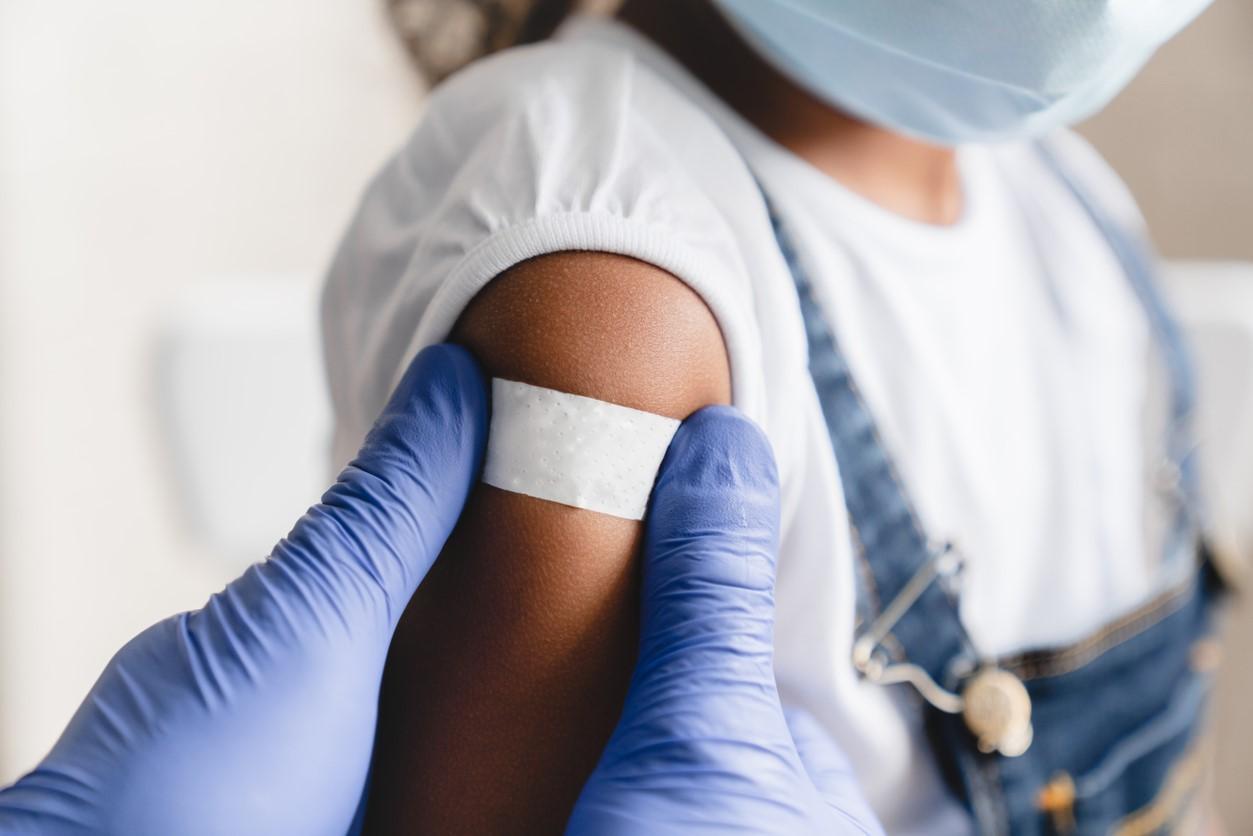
[764,140,1227,835]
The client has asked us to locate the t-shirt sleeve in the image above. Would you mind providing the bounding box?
[321,39,764,464]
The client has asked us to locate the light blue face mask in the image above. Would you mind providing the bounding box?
[712,0,1212,145]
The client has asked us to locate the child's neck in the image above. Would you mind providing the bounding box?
[617,0,964,226]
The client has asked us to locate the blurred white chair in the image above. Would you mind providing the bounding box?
[155,277,330,569]
[1162,261,1253,567]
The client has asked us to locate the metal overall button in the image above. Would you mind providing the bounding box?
[961,667,1034,757]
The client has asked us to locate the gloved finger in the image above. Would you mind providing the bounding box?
[623,405,784,740]
[272,343,488,623]
[569,408,788,830]
[784,707,885,835]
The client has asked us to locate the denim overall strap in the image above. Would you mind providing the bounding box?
[1034,139,1201,530]
[766,202,977,708]
[765,140,1215,831]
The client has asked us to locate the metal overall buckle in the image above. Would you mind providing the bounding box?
[850,543,1034,757]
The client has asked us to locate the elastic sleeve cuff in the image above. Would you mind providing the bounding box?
[394,211,764,418]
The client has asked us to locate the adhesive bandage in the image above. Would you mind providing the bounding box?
[482,378,681,520]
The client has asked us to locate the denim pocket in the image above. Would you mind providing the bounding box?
[1048,666,1212,835]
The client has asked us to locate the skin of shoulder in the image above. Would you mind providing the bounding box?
[361,251,731,835]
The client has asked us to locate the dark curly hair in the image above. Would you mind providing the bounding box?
[387,0,618,83]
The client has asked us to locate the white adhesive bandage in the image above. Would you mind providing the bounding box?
[482,378,681,520]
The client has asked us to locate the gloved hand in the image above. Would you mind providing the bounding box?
[0,347,883,836]
[0,344,489,836]
[567,407,884,836]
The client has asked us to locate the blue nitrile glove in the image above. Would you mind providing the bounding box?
[567,407,884,836]
[0,349,882,836]
[0,344,488,836]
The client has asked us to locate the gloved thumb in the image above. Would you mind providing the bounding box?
[270,343,487,628]
[785,707,885,834]
[620,406,782,745]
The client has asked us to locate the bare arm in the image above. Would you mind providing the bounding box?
[362,251,731,835]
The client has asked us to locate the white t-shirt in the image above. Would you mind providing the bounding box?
[322,16,1169,835]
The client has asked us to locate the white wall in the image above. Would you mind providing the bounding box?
[0,0,422,777]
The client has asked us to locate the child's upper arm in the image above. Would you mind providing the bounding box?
[362,250,731,835]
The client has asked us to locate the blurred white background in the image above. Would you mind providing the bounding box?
[1,0,1251,827]
[0,0,424,780]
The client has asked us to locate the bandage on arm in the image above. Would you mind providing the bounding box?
[362,252,731,836]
